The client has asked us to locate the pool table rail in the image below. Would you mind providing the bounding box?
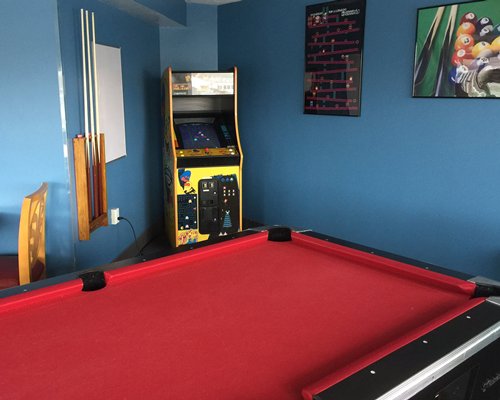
[308,300,500,400]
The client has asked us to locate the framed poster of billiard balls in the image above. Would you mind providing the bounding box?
[304,0,366,117]
[413,0,500,98]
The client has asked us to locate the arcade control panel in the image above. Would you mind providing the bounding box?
[198,175,240,236]
[177,147,238,158]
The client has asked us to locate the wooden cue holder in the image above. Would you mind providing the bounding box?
[73,134,108,240]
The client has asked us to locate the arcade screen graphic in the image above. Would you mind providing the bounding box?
[304,0,366,117]
[178,123,221,149]
[413,0,500,98]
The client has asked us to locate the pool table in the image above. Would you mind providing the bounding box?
[1,227,500,400]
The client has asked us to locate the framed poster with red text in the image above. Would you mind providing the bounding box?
[304,0,366,116]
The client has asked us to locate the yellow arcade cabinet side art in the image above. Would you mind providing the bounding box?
[162,67,243,247]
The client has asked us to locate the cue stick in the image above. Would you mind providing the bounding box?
[81,9,92,216]
[86,11,95,141]
[91,11,102,211]
[414,6,445,89]
[433,5,458,97]
[86,10,99,217]
[80,10,90,160]
[92,12,101,163]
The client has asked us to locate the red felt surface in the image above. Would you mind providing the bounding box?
[0,232,480,400]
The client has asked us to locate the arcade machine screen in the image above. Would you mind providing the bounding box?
[177,123,221,149]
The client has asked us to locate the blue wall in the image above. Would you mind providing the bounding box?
[160,3,218,71]
[219,0,500,280]
[3,0,499,282]
[0,0,75,276]
[0,0,213,281]
[58,0,162,268]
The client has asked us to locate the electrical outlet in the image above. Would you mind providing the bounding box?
[110,208,120,225]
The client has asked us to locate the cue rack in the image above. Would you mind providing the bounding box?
[73,9,108,241]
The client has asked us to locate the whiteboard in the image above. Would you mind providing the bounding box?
[95,44,126,162]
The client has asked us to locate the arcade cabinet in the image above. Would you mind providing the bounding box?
[162,67,243,247]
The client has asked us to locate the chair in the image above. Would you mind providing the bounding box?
[0,183,48,289]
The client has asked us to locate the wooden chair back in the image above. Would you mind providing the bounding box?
[18,183,48,285]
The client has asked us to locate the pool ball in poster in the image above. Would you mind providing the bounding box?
[304,0,366,117]
[413,0,500,98]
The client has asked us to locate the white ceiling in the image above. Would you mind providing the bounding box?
[186,0,241,5]
[100,0,242,28]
